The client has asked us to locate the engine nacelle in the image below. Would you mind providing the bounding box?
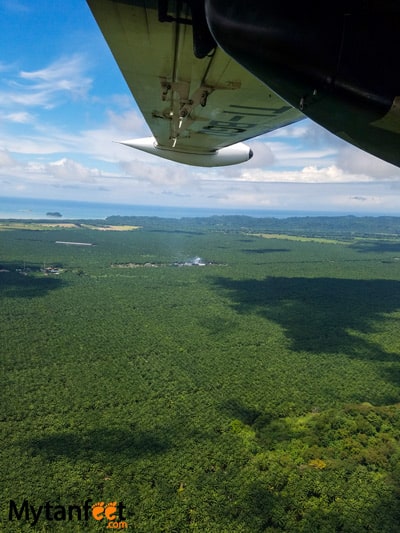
[118,137,253,167]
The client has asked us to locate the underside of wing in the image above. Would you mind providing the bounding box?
[87,0,303,166]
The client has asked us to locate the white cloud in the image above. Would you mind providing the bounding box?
[268,124,308,140]
[3,111,34,123]
[231,164,373,184]
[106,110,149,136]
[0,55,92,109]
[0,1,30,14]
[0,61,13,72]
[329,193,400,211]
[211,190,275,207]
[336,145,400,180]
[121,159,190,187]
[20,55,91,95]
[0,149,16,167]
[0,107,145,160]
[246,140,275,167]
[47,158,101,183]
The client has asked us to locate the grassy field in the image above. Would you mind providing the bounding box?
[248,232,349,244]
[0,221,140,231]
[1,216,400,531]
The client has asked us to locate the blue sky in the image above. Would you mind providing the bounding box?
[1,0,400,213]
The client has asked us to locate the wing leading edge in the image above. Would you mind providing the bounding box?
[87,0,303,166]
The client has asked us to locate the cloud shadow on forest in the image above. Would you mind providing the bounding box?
[212,276,400,362]
[220,398,262,425]
[0,262,65,299]
[242,248,290,254]
[0,262,66,299]
[351,242,400,254]
[149,229,205,235]
[23,426,170,463]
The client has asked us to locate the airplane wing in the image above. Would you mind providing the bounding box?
[87,0,303,166]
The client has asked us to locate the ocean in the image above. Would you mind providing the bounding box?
[0,196,380,220]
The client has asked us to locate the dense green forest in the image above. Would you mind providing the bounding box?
[1,215,400,531]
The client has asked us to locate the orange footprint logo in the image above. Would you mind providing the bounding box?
[92,501,119,522]
[91,501,105,521]
[104,501,117,521]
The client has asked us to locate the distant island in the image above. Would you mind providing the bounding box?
[46,212,62,218]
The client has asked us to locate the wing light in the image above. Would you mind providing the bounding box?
[118,137,253,167]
